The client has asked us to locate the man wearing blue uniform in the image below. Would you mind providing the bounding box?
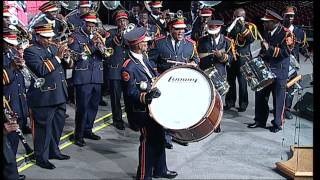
[148,1,166,36]
[282,6,310,119]
[104,10,130,130]
[197,20,233,133]
[3,26,27,180]
[66,1,91,32]
[122,26,178,180]
[248,10,293,133]
[149,17,199,147]
[191,7,214,42]
[68,12,104,146]
[24,20,71,169]
[224,8,259,112]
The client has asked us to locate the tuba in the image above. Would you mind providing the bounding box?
[60,1,79,11]
[102,1,122,10]
[199,1,222,7]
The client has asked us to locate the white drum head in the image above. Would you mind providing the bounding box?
[149,66,213,130]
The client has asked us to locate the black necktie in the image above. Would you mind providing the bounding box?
[175,40,179,52]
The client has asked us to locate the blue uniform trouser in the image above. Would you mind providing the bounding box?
[31,103,66,163]
[136,120,168,180]
[108,79,124,126]
[225,58,248,108]
[254,78,287,128]
[3,135,19,180]
[74,83,101,139]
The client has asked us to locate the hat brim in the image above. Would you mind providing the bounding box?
[84,19,98,23]
[284,12,295,15]
[200,13,212,17]
[261,17,277,21]
[45,7,59,13]
[152,5,163,8]
[4,38,19,46]
[173,24,187,29]
[79,5,91,8]
[3,12,11,17]
[39,31,55,37]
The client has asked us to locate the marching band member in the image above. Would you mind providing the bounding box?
[24,20,70,169]
[282,6,310,119]
[149,17,199,73]
[149,17,199,147]
[68,12,104,146]
[3,104,25,180]
[224,8,259,112]
[3,27,30,155]
[148,1,166,35]
[104,9,130,131]
[128,1,142,25]
[137,10,161,50]
[191,7,214,41]
[3,4,12,27]
[248,10,293,133]
[66,0,92,32]
[122,26,178,180]
[198,20,233,133]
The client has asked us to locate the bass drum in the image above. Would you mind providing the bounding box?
[149,65,223,142]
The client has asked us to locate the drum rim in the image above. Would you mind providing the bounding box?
[148,65,216,130]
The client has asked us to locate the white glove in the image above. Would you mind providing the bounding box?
[227,17,245,33]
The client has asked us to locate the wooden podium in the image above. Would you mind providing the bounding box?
[276,146,313,179]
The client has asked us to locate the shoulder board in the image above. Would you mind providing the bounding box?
[155,35,166,41]
[186,37,195,44]
[122,58,131,68]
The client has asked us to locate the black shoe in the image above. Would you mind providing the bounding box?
[74,138,86,147]
[18,175,26,180]
[36,160,56,169]
[247,122,266,128]
[223,104,234,110]
[153,170,178,179]
[269,126,282,133]
[172,139,188,146]
[214,125,221,133]
[65,114,69,118]
[237,107,246,112]
[285,110,293,119]
[22,126,32,134]
[114,123,125,130]
[84,133,101,140]
[50,154,70,160]
[99,100,108,106]
[165,142,173,149]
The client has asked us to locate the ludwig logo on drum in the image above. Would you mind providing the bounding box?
[168,76,198,83]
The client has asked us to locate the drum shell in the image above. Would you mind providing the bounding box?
[170,89,223,142]
[149,65,223,142]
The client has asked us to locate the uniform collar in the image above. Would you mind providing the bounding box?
[289,24,294,32]
[270,25,279,36]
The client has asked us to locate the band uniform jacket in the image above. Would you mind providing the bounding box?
[261,26,292,80]
[3,49,28,118]
[104,28,129,80]
[69,27,104,85]
[198,34,233,77]
[24,42,68,107]
[225,21,258,59]
[121,53,158,128]
[149,35,200,73]
[148,13,166,35]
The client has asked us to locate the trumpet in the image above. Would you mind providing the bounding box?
[14,55,45,88]
[90,30,114,58]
